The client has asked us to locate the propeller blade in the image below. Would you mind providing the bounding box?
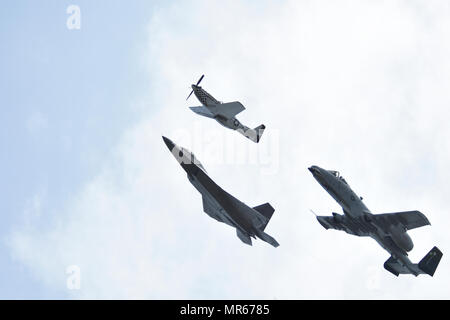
[196,74,204,86]
[186,90,194,100]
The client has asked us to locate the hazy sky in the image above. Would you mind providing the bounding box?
[1,0,450,299]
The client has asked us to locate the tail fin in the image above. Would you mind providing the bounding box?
[239,124,266,143]
[418,246,443,276]
[254,124,265,143]
[253,203,274,231]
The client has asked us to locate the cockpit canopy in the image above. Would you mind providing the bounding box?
[188,149,207,173]
[328,170,348,185]
[329,170,340,178]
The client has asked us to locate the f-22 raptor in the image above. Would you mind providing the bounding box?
[163,136,279,247]
[186,75,266,143]
[309,165,442,277]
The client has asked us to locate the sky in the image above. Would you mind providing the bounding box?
[1,0,450,299]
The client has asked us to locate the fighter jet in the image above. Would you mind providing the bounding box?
[186,75,266,143]
[309,165,442,277]
[162,136,279,247]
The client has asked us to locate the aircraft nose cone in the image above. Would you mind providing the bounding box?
[162,136,175,151]
[308,166,321,175]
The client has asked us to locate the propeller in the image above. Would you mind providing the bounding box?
[186,74,205,100]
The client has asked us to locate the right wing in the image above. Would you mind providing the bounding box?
[208,101,245,119]
[371,210,430,231]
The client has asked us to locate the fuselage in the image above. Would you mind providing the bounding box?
[309,166,369,218]
[309,165,416,271]
[186,163,264,237]
[192,84,220,106]
[191,85,244,130]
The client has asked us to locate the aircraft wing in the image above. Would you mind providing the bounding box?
[372,210,430,231]
[316,215,346,231]
[189,106,215,118]
[202,196,216,216]
[316,214,367,236]
[210,101,245,119]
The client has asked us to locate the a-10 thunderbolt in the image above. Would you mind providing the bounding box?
[309,165,442,276]
[162,136,279,247]
[186,75,266,143]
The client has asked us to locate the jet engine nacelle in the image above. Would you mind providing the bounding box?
[390,224,414,252]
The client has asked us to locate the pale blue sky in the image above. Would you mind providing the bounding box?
[2,0,450,299]
[0,0,159,298]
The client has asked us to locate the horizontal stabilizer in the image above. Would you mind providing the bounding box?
[383,256,408,276]
[255,229,279,248]
[236,229,252,246]
[418,246,443,276]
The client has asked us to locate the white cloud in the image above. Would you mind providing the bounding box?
[7,0,450,298]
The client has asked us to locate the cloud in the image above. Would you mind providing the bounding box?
[7,0,450,298]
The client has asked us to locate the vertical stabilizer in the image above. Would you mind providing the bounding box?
[418,246,443,276]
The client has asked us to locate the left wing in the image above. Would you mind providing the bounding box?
[202,196,216,216]
[371,211,430,231]
[316,213,367,236]
[209,101,245,119]
[316,215,346,231]
[189,106,215,118]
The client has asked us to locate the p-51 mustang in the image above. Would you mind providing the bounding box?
[309,165,442,277]
[186,75,266,143]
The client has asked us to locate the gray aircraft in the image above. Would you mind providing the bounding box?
[309,165,442,276]
[163,136,279,247]
[186,75,266,143]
